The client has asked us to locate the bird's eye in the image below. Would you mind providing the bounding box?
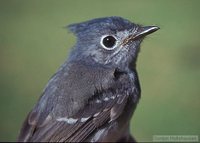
[100,35,117,50]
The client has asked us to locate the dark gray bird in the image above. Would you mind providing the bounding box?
[18,16,159,142]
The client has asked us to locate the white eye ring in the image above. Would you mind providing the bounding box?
[100,35,119,50]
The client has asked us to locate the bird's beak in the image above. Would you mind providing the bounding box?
[134,26,160,39]
[122,26,159,45]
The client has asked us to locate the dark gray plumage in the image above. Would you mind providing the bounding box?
[18,16,159,142]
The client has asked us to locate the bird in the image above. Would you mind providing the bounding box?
[18,16,159,142]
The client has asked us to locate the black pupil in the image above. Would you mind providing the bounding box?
[103,36,116,48]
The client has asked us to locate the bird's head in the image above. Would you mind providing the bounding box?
[68,16,159,70]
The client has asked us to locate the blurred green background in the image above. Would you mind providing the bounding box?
[0,0,200,142]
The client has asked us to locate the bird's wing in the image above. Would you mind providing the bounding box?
[18,64,136,142]
[18,91,130,142]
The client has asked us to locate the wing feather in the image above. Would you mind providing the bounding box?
[19,91,130,142]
